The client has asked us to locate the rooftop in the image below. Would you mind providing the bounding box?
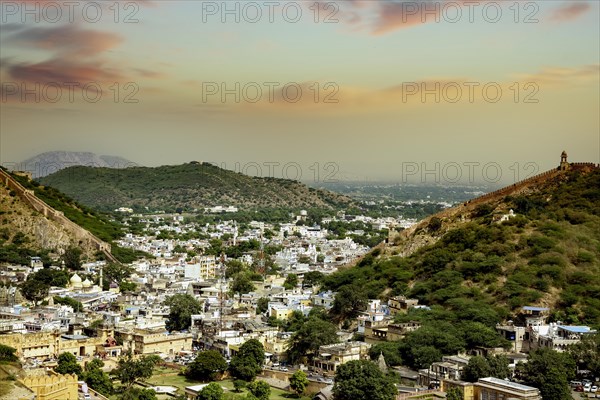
[558,325,595,334]
[478,377,538,392]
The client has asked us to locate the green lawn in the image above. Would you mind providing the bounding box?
[145,369,311,400]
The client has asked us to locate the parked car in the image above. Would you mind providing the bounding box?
[590,385,598,393]
[575,385,584,392]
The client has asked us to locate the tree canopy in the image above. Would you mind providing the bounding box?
[165,294,203,332]
[113,353,161,389]
[229,339,265,381]
[55,352,83,378]
[287,315,338,363]
[185,350,228,382]
[289,370,309,396]
[333,360,397,400]
[517,348,576,400]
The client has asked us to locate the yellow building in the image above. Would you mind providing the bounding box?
[475,377,541,400]
[19,372,78,400]
[442,380,476,400]
[0,331,108,360]
[269,305,294,321]
[442,378,541,400]
[115,329,193,355]
[311,341,372,377]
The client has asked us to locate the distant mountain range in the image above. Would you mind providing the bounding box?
[15,151,135,178]
[39,162,355,212]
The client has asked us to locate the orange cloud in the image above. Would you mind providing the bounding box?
[5,25,123,57]
[549,1,592,22]
[6,58,123,85]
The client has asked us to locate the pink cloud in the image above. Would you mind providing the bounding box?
[549,1,592,22]
[6,25,123,57]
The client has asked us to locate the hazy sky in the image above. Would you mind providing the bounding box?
[1,0,599,184]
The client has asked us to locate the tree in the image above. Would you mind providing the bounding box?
[283,274,299,290]
[369,342,403,367]
[289,370,309,396]
[233,380,246,392]
[55,352,83,378]
[256,297,269,314]
[84,359,113,396]
[230,339,265,381]
[165,294,203,332]
[62,246,82,269]
[230,272,255,300]
[54,296,84,312]
[20,267,69,304]
[329,285,367,322]
[103,262,133,290]
[570,333,600,378]
[119,281,137,292]
[113,353,161,389]
[333,360,397,400]
[225,260,245,279]
[446,387,463,400]
[302,271,324,288]
[287,317,338,363]
[462,356,491,382]
[487,354,511,379]
[19,278,48,305]
[120,387,157,400]
[0,344,17,362]
[198,382,224,400]
[518,348,576,400]
[247,380,270,400]
[185,350,227,381]
[411,346,442,369]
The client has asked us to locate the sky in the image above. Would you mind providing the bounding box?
[0,0,599,185]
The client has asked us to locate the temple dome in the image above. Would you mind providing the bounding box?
[70,274,82,284]
[82,278,92,288]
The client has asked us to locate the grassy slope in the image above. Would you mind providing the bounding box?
[40,163,354,212]
[323,169,600,328]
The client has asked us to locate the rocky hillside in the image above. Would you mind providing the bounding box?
[40,162,355,212]
[0,175,103,262]
[16,151,134,178]
[324,166,600,328]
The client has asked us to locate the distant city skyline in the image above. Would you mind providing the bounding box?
[1,1,599,183]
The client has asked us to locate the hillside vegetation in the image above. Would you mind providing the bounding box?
[324,169,600,331]
[40,162,355,212]
[1,168,147,265]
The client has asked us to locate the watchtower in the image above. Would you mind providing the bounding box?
[559,150,569,171]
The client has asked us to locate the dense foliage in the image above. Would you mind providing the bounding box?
[55,352,83,378]
[229,339,265,381]
[185,350,228,381]
[39,163,354,212]
[324,170,600,332]
[333,360,397,400]
[165,294,203,332]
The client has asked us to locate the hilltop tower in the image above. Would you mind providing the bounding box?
[559,151,569,171]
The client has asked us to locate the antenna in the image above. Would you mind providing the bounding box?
[219,252,225,334]
[258,230,265,278]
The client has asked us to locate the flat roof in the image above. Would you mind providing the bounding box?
[61,334,89,340]
[558,326,593,333]
[523,306,549,311]
[479,377,537,392]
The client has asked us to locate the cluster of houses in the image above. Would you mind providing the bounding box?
[0,210,597,400]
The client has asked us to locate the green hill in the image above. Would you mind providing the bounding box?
[324,167,600,330]
[39,162,354,212]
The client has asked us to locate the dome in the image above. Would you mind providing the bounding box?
[70,273,82,284]
[82,278,92,288]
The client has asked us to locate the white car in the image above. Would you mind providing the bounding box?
[590,385,598,393]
